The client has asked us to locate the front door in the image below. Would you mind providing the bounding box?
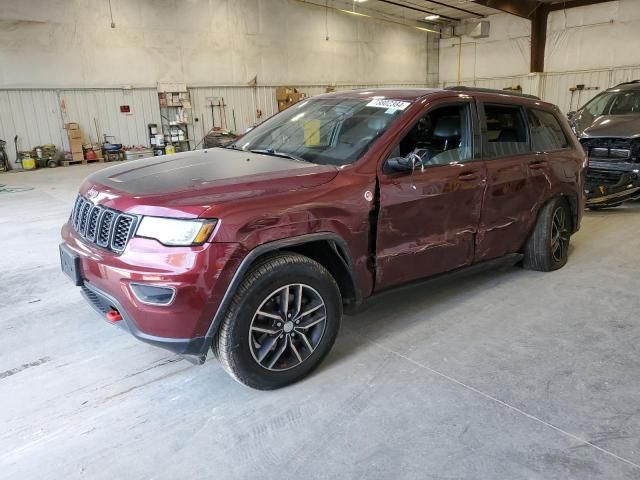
[375,100,486,290]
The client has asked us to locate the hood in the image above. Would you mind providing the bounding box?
[580,114,640,139]
[81,148,338,218]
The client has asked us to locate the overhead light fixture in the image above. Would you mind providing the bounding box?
[339,8,370,17]
[353,0,368,2]
[416,26,438,34]
[424,14,440,21]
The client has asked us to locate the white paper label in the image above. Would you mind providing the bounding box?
[366,99,411,111]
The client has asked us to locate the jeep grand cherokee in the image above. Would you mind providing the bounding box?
[60,88,585,389]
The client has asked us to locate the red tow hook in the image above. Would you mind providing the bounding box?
[106,309,123,322]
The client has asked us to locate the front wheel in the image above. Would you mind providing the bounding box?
[523,197,571,272]
[213,252,342,390]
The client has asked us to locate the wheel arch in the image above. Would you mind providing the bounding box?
[521,193,576,253]
[199,233,360,357]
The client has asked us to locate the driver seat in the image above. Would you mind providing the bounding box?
[432,116,461,151]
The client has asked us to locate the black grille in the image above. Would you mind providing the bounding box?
[580,137,640,162]
[112,215,134,251]
[71,195,137,253]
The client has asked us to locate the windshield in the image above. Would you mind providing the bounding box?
[232,97,412,166]
[581,91,640,116]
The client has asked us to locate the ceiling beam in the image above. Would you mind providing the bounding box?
[418,0,483,17]
[472,0,540,19]
[375,0,459,21]
[548,0,616,11]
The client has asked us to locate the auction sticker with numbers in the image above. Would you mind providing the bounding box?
[366,99,411,111]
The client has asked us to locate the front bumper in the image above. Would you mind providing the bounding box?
[585,162,640,207]
[61,221,243,357]
[81,280,207,356]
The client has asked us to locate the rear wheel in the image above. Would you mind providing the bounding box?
[213,253,341,390]
[523,197,571,272]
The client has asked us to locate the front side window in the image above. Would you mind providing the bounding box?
[233,97,412,166]
[395,103,472,167]
[527,109,570,152]
[482,104,530,158]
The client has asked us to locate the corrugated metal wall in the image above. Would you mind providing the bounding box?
[0,88,162,167]
[0,90,63,164]
[59,89,161,149]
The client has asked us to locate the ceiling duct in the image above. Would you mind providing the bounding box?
[454,20,490,38]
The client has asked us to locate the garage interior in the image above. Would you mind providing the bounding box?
[2,0,640,478]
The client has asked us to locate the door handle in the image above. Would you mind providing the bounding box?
[528,160,548,170]
[458,171,480,181]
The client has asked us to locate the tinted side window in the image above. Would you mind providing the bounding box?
[482,104,530,158]
[396,103,473,166]
[528,109,570,152]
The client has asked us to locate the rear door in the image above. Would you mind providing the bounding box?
[475,102,539,262]
[375,98,486,290]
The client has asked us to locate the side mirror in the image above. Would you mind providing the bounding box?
[385,156,415,173]
[567,111,577,121]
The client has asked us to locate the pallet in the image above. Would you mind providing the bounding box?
[61,158,105,167]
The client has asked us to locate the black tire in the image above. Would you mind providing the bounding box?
[523,197,571,272]
[213,252,342,390]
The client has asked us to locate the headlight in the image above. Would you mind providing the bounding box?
[135,217,217,246]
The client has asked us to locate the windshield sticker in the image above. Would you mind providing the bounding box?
[366,99,411,111]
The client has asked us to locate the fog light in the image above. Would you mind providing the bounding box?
[130,283,176,306]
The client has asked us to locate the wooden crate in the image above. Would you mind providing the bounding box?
[61,158,105,167]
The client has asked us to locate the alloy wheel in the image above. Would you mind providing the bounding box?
[249,284,327,371]
[550,206,569,263]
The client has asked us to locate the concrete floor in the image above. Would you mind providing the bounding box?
[1,164,640,479]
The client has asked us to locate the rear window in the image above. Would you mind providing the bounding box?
[482,104,530,158]
[527,109,570,152]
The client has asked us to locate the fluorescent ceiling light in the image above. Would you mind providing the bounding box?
[339,9,370,17]
[416,26,438,33]
[424,14,440,21]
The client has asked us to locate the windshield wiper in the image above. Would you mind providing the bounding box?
[249,149,308,163]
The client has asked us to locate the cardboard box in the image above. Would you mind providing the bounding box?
[68,129,82,140]
[278,100,290,112]
[65,122,80,130]
[72,151,84,161]
[69,138,83,153]
[276,87,295,101]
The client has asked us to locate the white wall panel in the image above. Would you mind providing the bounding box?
[59,89,161,148]
[0,90,63,167]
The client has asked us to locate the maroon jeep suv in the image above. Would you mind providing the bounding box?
[60,88,585,389]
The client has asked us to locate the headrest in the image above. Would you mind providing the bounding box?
[497,128,518,142]
[433,116,461,139]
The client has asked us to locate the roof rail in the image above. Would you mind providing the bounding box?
[444,85,541,100]
[614,80,640,87]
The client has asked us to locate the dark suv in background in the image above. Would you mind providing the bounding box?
[61,88,584,389]
[570,81,640,208]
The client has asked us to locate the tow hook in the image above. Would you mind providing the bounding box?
[106,309,123,322]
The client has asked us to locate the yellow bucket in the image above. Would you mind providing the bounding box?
[165,144,175,155]
[22,156,36,170]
